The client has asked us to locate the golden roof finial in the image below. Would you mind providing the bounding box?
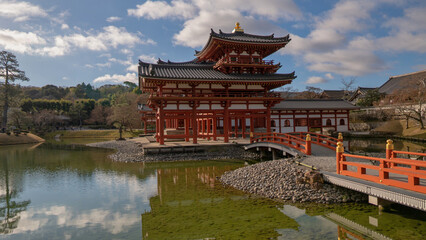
[232,22,244,33]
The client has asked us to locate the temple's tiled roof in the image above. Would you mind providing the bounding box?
[139,60,295,81]
[156,58,214,66]
[378,70,426,94]
[321,90,348,99]
[273,99,358,110]
[210,29,291,44]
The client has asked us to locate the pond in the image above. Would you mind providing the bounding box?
[0,139,425,239]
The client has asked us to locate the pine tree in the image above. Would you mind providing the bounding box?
[0,51,29,129]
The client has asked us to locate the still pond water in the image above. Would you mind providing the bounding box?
[0,138,425,239]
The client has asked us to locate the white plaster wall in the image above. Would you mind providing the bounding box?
[211,104,223,110]
[249,104,266,109]
[164,105,177,110]
[229,104,247,110]
[247,85,263,90]
[246,119,250,126]
[337,114,347,117]
[295,115,307,118]
[280,115,293,118]
[197,104,210,110]
[310,114,320,117]
[295,126,308,132]
[179,104,191,110]
[322,114,335,117]
[281,127,293,133]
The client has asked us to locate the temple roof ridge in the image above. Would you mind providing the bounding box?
[210,28,290,41]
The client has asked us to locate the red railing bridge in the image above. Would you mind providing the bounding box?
[249,132,426,195]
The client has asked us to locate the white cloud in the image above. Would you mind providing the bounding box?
[0,28,46,53]
[0,1,48,22]
[93,73,137,83]
[173,10,287,48]
[325,73,334,79]
[129,0,300,48]
[283,0,392,77]
[304,47,386,76]
[20,26,155,57]
[378,7,426,53]
[61,24,69,30]
[106,16,122,22]
[128,0,197,20]
[306,76,327,84]
[139,54,158,63]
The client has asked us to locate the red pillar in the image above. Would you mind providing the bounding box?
[250,117,254,135]
[185,114,189,142]
[242,118,246,138]
[207,119,211,140]
[213,117,217,141]
[155,116,159,143]
[158,105,165,145]
[192,107,197,144]
[234,118,238,138]
[266,106,271,133]
[224,103,229,143]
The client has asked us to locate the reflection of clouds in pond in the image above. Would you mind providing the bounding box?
[277,205,337,239]
[12,205,140,234]
[93,172,158,205]
[7,171,158,236]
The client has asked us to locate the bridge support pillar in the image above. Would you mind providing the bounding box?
[368,195,392,211]
[272,149,279,160]
[260,149,267,159]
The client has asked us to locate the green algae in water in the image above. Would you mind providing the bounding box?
[142,163,299,239]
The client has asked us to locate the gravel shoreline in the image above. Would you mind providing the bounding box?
[87,139,259,162]
[88,139,367,204]
[220,159,367,204]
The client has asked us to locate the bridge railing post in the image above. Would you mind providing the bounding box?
[386,139,395,167]
[336,142,344,174]
[338,132,343,142]
[305,134,311,155]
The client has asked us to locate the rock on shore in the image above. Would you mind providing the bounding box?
[87,140,259,162]
[220,159,367,204]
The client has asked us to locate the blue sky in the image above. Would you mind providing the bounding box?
[0,0,425,91]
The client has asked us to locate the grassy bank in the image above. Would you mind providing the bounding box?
[44,129,142,139]
[372,120,426,138]
[0,133,45,145]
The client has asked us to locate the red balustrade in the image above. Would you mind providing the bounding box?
[336,140,426,194]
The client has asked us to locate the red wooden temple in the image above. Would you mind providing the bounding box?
[138,23,357,145]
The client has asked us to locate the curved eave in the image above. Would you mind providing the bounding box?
[140,76,294,86]
[195,30,291,60]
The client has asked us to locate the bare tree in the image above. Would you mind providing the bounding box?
[386,78,425,129]
[0,51,29,129]
[341,78,356,100]
[299,86,322,99]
